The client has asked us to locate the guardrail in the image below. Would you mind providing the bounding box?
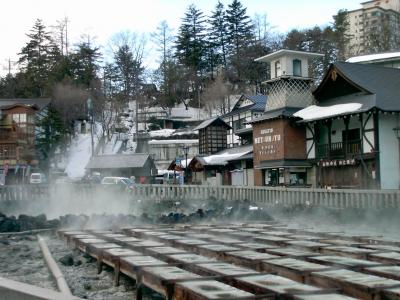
[0,183,399,210]
[130,184,400,210]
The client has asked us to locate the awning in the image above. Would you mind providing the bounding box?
[256,159,312,170]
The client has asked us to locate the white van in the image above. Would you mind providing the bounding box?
[30,173,46,184]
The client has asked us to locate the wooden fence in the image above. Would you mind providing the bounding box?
[0,184,399,210]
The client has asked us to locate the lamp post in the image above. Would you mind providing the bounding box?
[182,145,189,184]
[87,97,94,157]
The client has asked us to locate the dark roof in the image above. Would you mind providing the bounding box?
[86,154,151,169]
[224,94,267,118]
[251,107,302,123]
[246,94,268,111]
[0,98,51,110]
[314,62,400,112]
[257,159,312,169]
[193,117,231,131]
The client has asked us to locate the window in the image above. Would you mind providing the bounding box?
[275,60,281,77]
[12,113,27,123]
[293,59,302,76]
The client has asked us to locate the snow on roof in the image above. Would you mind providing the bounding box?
[346,52,400,63]
[148,129,175,137]
[148,139,198,145]
[200,145,253,166]
[294,103,363,121]
[170,106,208,121]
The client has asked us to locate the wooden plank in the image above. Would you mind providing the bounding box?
[233,274,325,299]
[260,258,332,283]
[310,269,400,300]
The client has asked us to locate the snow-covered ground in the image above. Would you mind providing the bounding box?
[64,134,96,179]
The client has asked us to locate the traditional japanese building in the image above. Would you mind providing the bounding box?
[295,62,400,189]
[0,98,50,184]
[221,94,267,148]
[251,50,323,187]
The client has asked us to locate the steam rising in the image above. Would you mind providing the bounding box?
[0,183,399,239]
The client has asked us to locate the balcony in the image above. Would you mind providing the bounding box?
[316,140,361,159]
[0,128,33,143]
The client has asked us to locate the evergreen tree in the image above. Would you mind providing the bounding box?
[36,104,67,171]
[71,39,101,87]
[18,19,60,97]
[175,4,207,73]
[114,44,144,104]
[333,9,352,60]
[226,0,254,57]
[208,1,228,68]
[225,0,254,81]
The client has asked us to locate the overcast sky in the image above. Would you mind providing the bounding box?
[1,0,362,74]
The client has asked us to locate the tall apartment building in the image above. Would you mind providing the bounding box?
[344,0,400,57]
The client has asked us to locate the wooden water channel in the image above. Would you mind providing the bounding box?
[58,222,400,300]
[0,184,399,210]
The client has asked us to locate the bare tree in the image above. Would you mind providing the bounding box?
[51,17,69,55]
[202,73,230,116]
[52,80,88,132]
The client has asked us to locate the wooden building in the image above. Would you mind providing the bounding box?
[86,154,157,183]
[252,50,323,187]
[0,99,50,184]
[221,94,267,148]
[295,62,400,189]
[194,117,231,155]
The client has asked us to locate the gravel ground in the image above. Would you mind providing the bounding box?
[0,232,161,299]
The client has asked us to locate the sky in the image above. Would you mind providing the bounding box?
[0,0,362,74]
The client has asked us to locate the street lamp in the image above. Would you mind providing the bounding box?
[87,97,94,157]
[182,145,189,184]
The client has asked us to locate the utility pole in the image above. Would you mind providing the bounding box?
[87,97,94,156]
[182,146,189,184]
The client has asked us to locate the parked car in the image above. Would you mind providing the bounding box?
[100,177,134,191]
[30,173,47,184]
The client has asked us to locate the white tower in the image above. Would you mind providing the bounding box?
[255,50,323,111]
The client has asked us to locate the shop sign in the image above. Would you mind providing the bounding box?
[254,127,281,156]
[318,158,357,167]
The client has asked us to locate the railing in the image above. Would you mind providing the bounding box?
[0,184,399,210]
[129,184,400,210]
[316,140,361,159]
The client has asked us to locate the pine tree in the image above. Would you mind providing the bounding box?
[333,9,352,60]
[175,4,207,73]
[208,1,228,68]
[114,44,144,104]
[36,104,67,171]
[70,39,101,87]
[226,0,254,57]
[18,19,60,97]
[225,0,254,81]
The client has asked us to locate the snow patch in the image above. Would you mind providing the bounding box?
[148,129,175,137]
[203,151,251,165]
[148,139,198,145]
[347,52,400,63]
[65,134,96,179]
[294,103,363,121]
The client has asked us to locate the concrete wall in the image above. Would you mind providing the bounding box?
[379,114,400,189]
[270,55,309,79]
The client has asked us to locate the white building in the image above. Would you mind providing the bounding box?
[343,0,400,57]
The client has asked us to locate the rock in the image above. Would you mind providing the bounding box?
[74,260,82,266]
[83,282,91,290]
[0,216,20,232]
[59,254,74,266]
